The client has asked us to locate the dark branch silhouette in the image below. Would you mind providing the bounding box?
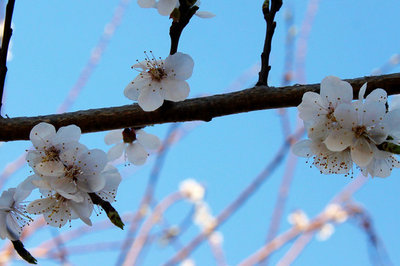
[0,0,15,114]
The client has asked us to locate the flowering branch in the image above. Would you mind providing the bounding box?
[0,0,15,115]
[0,72,400,141]
[169,0,199,55]
[257,0,283,86]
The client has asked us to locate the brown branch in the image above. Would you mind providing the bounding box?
[0,0,15,114]
[257,0,283,86]
[0,73,400,141]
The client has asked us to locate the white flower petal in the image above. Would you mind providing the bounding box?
[27,198,54,215]
[320,76,353,107]
[138,87,164,111]
[69,199,93,226]
[30,122,56,150]
[366,88,387,104]
[164,52,194,80]
[107,142,125,161]
[104,130,123,145]
[6,214,20,240]
[162,79,190,102]
[334,103,357,129]
[137,0,156,8]
[157,0,178,16]
[361,101,386,127]
[358,82,367,100]
[124,75,151,101]
[292,140,313,157]
[351,138,373,167]
[195,11,216,18]
[298,92,326,122]
[79,149,108,176]
[324,129,353,152]
[126,143,148,165]
[53,124,81,144]
[136,130,161,150]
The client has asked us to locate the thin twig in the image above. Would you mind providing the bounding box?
[0,0,15,115]
[0,72,399,142]
[257,0,283,86]
[169,0,199,55]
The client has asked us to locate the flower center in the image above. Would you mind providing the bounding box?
[353,125,366,138]
[326,106,337,122]
[123,128,137,143]
[65,165,83,182]
[148,67,166,81]
[44,146,60,161]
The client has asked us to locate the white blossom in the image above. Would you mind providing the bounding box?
[95,164,122,203]
[288,210,309,230]
[323,88,388,167]
[137,0,215,18]
[26,180,93,228]
[316,223,334,241]
[179,179,205,202]
[124,52,194,111]
[105,128,161,165]
[33,143,109,201]
[27,122,81,170]
[193,202,216,233]
[0,187,33,240]
[324,204,348,223]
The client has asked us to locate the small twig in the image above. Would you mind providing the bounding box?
[0,0,15,115]
[257,0,283,86]
[169,0,199,55]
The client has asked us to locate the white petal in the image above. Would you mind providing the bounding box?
[137,130,161,150]
[195,11,216,18]
[107,143,125,161]
[104,130,123,145]
[164,52,194,80]
[138,87,165,111]
[383,109,400,138]
[162,79,190,102]
[30,122,56,150]
[157,0,178,16]
[34,161,65,177]
[27,198,54,215]
[0,214,7,239]
[358,82,367,100]
[124,75,151,101]
[291,140,313,157]
[0,189,14,210]
[78,173,106,193]
[59,143,88,165]
[351,138,373,167]
[334,103,357,129]
[79,149,108,176]
[323,128,353,152]
[6,214,20,240]
[45,203,70,228]
[53,125,81,144]
[137,0,156,8]
[366,88,387,104]
[126,143,148,165]
[320,76,353,107]
[69,199,93,226]
[297,92,326,121]
[14,175,40,201]
[361,101,386,127]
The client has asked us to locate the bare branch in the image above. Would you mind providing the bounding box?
[0,0,15,114]
[1,73,400,141]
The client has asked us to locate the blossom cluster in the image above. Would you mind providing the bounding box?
[292,76,400,177]
[24,122,122,228]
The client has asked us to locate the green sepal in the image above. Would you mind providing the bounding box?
[11,240,37,264]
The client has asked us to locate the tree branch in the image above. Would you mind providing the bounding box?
[0,73,400,141]
[0,0,16,115]
[257,0,283,86]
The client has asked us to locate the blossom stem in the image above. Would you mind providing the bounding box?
[257,0,283,86]
[89,193,125,229]
[0,73,400,141]
[11,240,38,264]
[169,0,199,55]
[0,0,15,115]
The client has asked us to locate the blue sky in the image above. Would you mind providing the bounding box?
[1,0,400,265]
